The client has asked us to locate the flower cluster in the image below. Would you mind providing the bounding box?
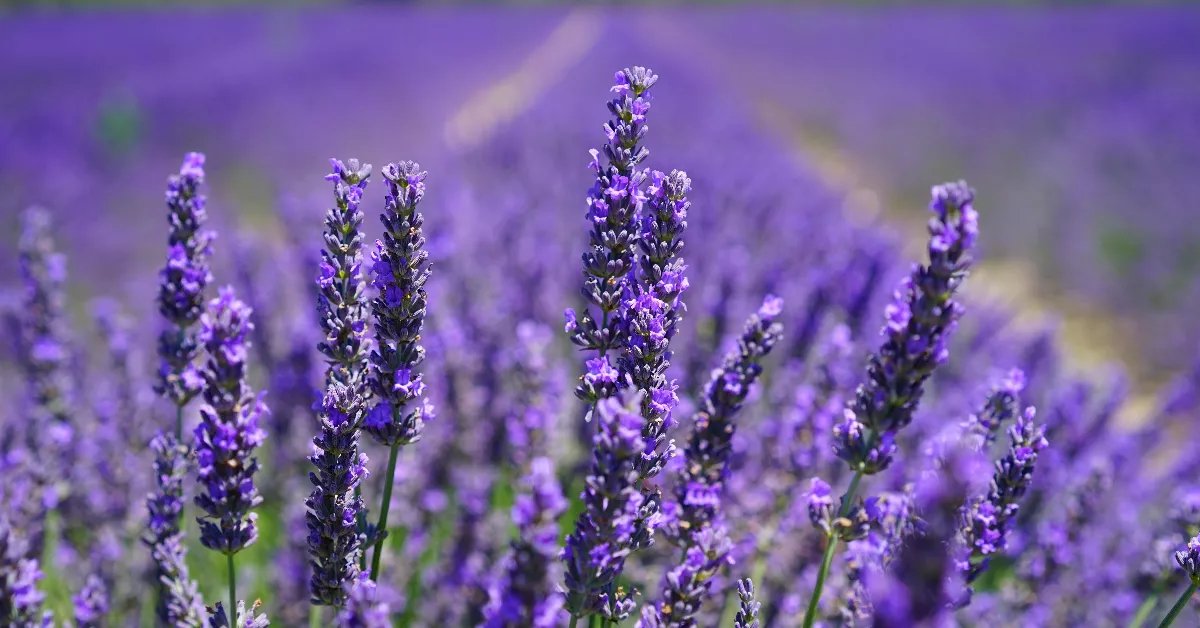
[366,161,433,447]
[144,433,206,626]
[339,574,391,628]
[193,287,268,555]
[1,518,52,626]
[156,152,214,408]
[318,157,372,396]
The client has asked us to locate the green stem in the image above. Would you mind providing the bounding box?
[1130,590,1163,628]
[310,606,322,628]
[568,617,579,628]
[227,554,237,624]
[801,469,865,628]
[369,443,401,581]
[1157,581,1198,628]
[356,484,366,571]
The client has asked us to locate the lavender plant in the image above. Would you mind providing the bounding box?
[365,160,434,581]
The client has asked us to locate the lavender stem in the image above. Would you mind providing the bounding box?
[369,442,401,581]
[1157,582,1198,628]
[1130,592,1161,628]
[310,607,322,628]
[802,466,865,628]
[228,554,236,627]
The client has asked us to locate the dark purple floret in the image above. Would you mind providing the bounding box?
[956,406,1048,604]
[307,384,370,607]
[193,287,267,555]
[366,160,433,447]
[483,457,568,628]
[835,181,978,475]
[143,433,205,627]
[562,393,655,621]
[207,600,269,628]
[156,152,214,408]
[1,518,53,627]
[734,579,761,628]
[338,574,391,628]
[318,158,372,397]
[568,67,658,412]
[72,574,108,628]
[1175,535,1200,582]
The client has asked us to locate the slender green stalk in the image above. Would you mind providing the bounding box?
[1157,581,1198,628]
[227,554,237,624]
[356,484,366,571]
[801,469,865,628]
[568,617,579,628]
[310,607,323,628]
[369,443,402,581]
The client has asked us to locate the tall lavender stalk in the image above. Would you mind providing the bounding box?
[1,518,53,626]
[365,161,434,581]
[640,297,783,627]
[156,152,214,439]
[193,287,267,616]
[307,384,369,608]
[143,433,205,627]
[565,67,658,418]
[802,181,978,628]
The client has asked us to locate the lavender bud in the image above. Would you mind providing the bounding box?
[1176,535,1200,583]
[962,368,1026,449]
[318,158,372,397]
[734,579,761,628]
[366,161,434,447]
[836,181,978,474]
[307,384,370,607]
[194,287,267,555]
[72,575,108,628]
[636,525,732,628]
[143,433,205,626]
[1,519,51,626]
[338,574,391,628]
[156,152,214,407]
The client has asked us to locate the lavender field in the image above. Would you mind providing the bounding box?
[2,5,1199,628]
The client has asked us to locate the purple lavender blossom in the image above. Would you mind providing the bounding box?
[319,158,372,396]
[1176,535,1200,582]
[962,368,1026,449]
[1,519,51,627]
[156,152,214,411]
[957,406,1048,603]
[72,575,108,628]
[568,67,658,411]
[835,181,978,474]
[144,433,206,627]
[563,393,654,622]
[672,297,783,542]
[366,160,433,448]
[483,456,568,628]
[504,322,558,469]
[193,287,267,555]
[734,579,761,628]
[207,600,270,628]
[338,574,391,628]
[307,384,370,607]
[625,169,691,479]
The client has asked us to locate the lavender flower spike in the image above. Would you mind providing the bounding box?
[1158,535,1200,627]
[144,433,205,627]
[72,575,108,628]
[364,160,433,580]
[957,406,1048,605]
[568,67,658,412]
[563,392,653,623]
[483,456,568,628]
[338,574,391,628]
[308,384,370,607]
[194,286,267,555]
[734,579,761,628]
[1,518,52,626]
[319,158,372,396]
[156,152,214,415]
[834,181,977,475]
[636,525,733,628]
[625,169,691,479]
[365,160,433,447]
